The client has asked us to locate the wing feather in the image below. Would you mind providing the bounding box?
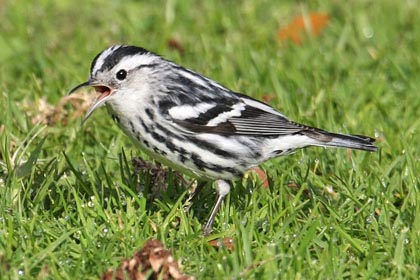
[157,66,306,137]
[167,96,305,136]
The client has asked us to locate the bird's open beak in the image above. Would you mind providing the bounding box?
[69,80,113,124]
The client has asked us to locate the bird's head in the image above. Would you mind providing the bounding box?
[69,45,159,123]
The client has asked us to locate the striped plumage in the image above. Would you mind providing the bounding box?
[70,45,377,235]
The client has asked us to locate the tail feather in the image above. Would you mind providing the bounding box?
[303,129,378,152]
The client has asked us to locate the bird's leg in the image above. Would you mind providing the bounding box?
[202,180,231,236]
[184,181,207,213]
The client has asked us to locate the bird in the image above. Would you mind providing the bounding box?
[70,45,377,236]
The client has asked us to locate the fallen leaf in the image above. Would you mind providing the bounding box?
[19,92,96,126]
[250,167,269,188]
[167,38,185,54]
[261,93,276,103]
[278,13,329,45]
[208,237,234,251]
[102,239,194,280]
[287,182,299,189]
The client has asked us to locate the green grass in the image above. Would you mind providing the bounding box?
[1,0,419,279]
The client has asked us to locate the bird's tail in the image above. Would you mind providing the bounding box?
[303,129,378,152]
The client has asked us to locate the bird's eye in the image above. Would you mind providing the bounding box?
[116,69,127,80]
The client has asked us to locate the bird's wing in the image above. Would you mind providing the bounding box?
[163,93,306,136]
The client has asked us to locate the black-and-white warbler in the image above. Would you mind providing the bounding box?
[70,45,377,235]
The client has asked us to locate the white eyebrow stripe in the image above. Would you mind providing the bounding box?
[91,46,158,76]
[117,53,157,71]
[91,45,121,75]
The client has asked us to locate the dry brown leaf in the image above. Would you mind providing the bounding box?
[250,167,269,188]
[20,92,95,126]
[208,237,234,251]
[278,13,329,45]
[287,182,299,189]
[261,93,276,103]
[102,239,194,280]
[167,38,185,54]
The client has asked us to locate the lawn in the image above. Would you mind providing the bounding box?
[0,0,419,279]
